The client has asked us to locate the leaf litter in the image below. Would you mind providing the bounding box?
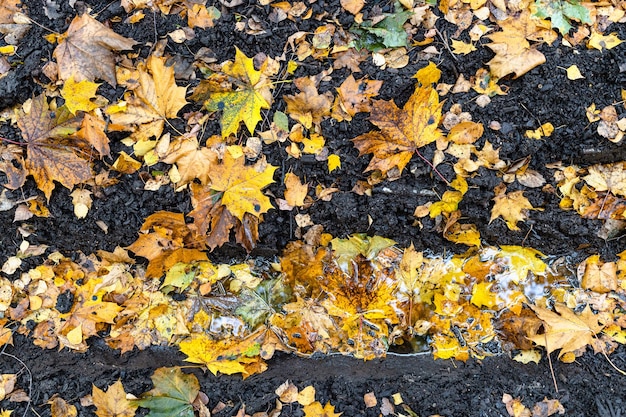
[0,0,626,415]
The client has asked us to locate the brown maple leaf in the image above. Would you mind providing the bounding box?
[127,211,208,278]
[352,84,443,177]
[331,75,382,122]
[485,12,556,79]
[161,135,217,186]
[17,94,93,200]
[284,76,333,129]
[53,13,137,86]
[108,55,188,142]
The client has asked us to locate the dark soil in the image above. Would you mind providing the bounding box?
[1,0,626,416]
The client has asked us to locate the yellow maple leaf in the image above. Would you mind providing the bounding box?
[193,47,271,137]
[470,282,501,309]
[582,162,626,197]
[490,183,540,231]
[451,39,476,55]
[352,83,443,176]
[528,303,605,359]
[108,55,188,142]
[485,13,549,79]
[208,152,276,221]
[60,75,101,115]
[179,332,265,376]
[53,13,137,86]
[92,380,137,417]
[302,401,342,417]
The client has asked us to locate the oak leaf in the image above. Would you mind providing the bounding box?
[490,183,540,231]
[92,380,137,417]
[528,303,605,359]
[108,55,188,142]
[53,13,137,85]
[192,47,271,137]
[278,172,308,210]
[352,84,443,176]
[17,94,92,200]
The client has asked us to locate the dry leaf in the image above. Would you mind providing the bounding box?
[352,84,443,176]
[53,13,136,85]
[490,183,540,231]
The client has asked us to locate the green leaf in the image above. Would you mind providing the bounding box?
[533,0,591,35]
[330,234,396,273]
[134,367,199,417]
[236,278,292,328]
[350,2,412,51]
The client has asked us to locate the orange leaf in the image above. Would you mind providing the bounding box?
[352,84,443,176]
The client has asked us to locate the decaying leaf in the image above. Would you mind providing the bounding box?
[527,303,605,360]
[17,94,92,200]
[53,13,137,85]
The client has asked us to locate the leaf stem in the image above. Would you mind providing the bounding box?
[0,136,26,146]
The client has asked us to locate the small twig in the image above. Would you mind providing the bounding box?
[0,349,33,417]
[414,149,450,185]
[544,333,559,393]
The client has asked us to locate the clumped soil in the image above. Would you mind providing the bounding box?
[1,0,626,416]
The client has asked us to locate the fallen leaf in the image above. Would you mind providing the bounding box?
[108,55,188,142]
[192,47,272,137]
[528,303,605,359]
[284,75,333,129]
[53,13,137,85]
[134,367,199,417]
[331,75,382,122]
[352,83,443,176]
[490,183,540,231]
[17,94,91,200]
[485,13,549,78]
[49,397,77,417]
[451,39,476,55]
[92,380,137,417]
[302,401,342,417]
[61,75,101,115]
[565,65,584,80]
[587,31,623,50]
